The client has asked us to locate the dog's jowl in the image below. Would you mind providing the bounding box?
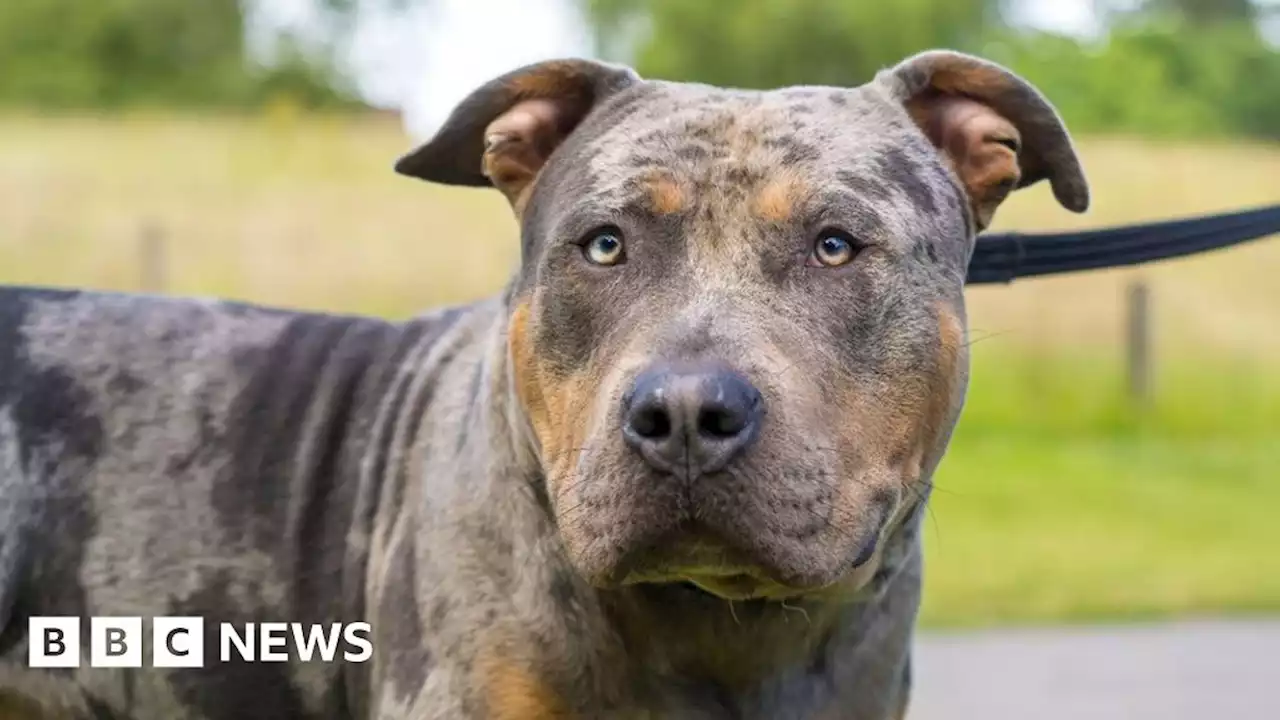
[0,49,1087,719]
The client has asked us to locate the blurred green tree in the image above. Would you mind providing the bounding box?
[0,0,357,109]
[1118,0,1260,24]
[1,0,1276,139]
[988,9,1280,139]
[583,0,1002,88]
[578,0,1280,141]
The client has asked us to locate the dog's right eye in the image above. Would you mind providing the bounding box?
[583,228,627,266]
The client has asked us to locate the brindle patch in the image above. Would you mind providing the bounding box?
[835,169,894,206]
[0,290,103,623]
[912,241,940,266]
[751,171,808,224]
[524,274,598,375]
[381,536,430,698]
[761,134,821,165]
[0,291,105,471]
[105,370,145,397]
[474,647,568,720]
[878,146,938,216]
[641,170,687,215]
[920,301,967,455]
[673,142,713,165]
[507,301,597,486]
[218,316,387,624]
[167,571,311,720]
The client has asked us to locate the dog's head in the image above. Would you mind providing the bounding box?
[397,51,1088,600]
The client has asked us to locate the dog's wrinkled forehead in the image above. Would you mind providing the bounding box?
[561,81,963,237]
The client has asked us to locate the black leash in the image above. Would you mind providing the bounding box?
[967,204,1280,285]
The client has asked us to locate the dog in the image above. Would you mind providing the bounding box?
[0,49,1088,719]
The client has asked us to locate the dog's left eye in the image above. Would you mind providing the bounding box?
[810,230,860,267]
[583,227,626,266]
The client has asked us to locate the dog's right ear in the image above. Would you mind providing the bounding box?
[394,59,640,213]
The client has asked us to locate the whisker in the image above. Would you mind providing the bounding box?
[963,328,1013,348]
[902,477,943,543]
[779,599,811,627]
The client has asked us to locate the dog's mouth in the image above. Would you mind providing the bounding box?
[605,513,888,601]
[615,526,820,601]
[677,573,789,601]
[632,566,791,601]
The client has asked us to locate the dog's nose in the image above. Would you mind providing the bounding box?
[622,364,763,476]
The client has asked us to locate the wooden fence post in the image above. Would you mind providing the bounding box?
[1126,279,1152,406]
[139,224,167,294]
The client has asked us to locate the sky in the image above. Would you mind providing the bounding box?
[255,0,1103,140]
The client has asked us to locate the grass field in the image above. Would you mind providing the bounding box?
[1,113,1277,627]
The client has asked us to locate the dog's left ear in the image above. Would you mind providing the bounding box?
[876,50,1089,230]
[395,59,640,212]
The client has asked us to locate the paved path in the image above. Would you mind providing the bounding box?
[909,619,1280,719]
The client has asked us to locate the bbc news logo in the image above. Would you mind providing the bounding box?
[28,617,372,668]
